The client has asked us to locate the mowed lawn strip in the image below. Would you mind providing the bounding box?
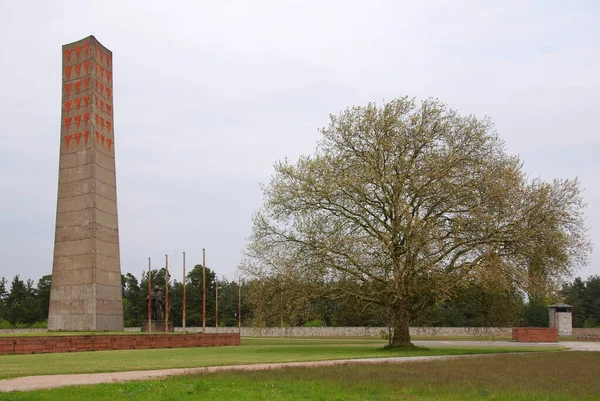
[0,338,560,380]
[2,352,598,401]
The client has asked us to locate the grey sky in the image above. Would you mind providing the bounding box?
[0,0,598,286]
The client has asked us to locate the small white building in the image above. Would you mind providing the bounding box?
[549,304,573,336]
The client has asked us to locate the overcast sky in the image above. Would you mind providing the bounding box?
[0,0,598,286]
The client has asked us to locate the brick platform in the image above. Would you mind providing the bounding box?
[512,327,558,342]
[0,333,239,355]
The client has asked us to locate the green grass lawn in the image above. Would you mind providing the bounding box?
[0,338,559,380]
[1,351,597,400]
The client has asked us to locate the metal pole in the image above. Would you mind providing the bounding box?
[202,248,206,334]
[215,278,219,328]
[148,257,152,335]
[238,280,241,333]
[165,254,169,334]
[182,251,186,333]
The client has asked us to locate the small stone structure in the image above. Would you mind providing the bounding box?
[549,303,573,336]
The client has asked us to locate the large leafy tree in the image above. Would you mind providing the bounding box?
[242,97,590,347]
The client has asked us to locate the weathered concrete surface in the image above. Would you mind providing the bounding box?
[48,36,123,331]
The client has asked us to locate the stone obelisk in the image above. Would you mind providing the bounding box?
[48,36,124,331]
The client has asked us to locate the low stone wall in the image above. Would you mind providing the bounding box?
[0,328,47,334]
[0,333,239,355]
[168,326,511,337]
[512,328,558,342]
[0,326,515,337]
[573,328,600,340]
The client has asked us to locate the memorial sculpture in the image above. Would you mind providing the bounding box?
[48,36,124,331]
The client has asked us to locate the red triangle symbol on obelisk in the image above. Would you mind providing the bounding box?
[83,43,90,56]
[64,117,72,129]
[64,66,72,79]
[106,88,111,98]
[64,100,72,111]
[64,49,73,62]
[64,135,72,148]
[75,81,82,92]
[83,60,90,74]
[75,46,82,59]
[107,121,112,132]
[75,97,82,110]
[84,130,89,142]
[64,83,72,96]
[107,138,113,150]
[75,133,82,145]
[106,104,112,114]
[101,134,105,146]
[75,115,82,128]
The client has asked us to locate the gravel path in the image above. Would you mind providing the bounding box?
[1,340,597,393]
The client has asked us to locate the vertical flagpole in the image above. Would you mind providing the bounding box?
[182,251,186,333]
[148,257,152,334]
[165,254,169,334]
[238,280,241,334]
[215,278,219,328]
[202,248,206,334]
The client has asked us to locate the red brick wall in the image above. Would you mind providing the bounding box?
[512,328,558,342]
[0,333,240,355]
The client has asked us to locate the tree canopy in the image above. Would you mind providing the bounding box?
[241,97,590,347]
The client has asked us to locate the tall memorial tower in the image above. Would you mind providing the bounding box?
[48,36,124,331]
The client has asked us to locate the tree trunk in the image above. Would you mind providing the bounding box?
[390,302,413,348]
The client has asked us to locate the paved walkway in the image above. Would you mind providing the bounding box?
[0,341,597,392]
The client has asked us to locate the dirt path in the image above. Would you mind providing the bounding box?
[0,354,487,392]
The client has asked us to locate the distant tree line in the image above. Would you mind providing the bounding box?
[0,273,598,329]
[561,275,600,328]
[239,273,598,329]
